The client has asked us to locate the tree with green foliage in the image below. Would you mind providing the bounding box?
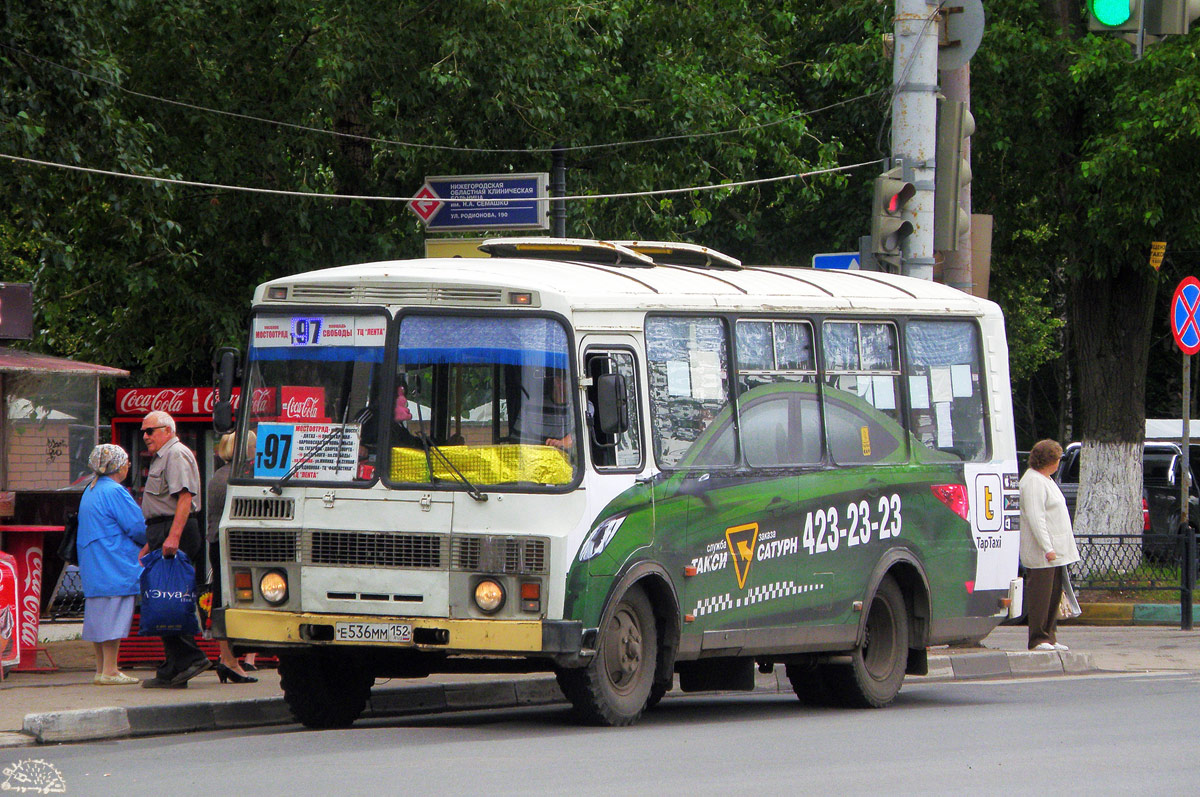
[974,0,1200,536]
[2,0,868,388]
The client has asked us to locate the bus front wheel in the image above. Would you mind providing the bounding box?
[826,575,909,708]
[557,584,658,726]
[278,651,374,729]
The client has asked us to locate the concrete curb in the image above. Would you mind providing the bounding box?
[923,649,1096,681]
[1130,603,1197,625]
[1070,603,1135,625]
[1068,602,1198,626]
[15,650,1101,746]
[18,677,568,746]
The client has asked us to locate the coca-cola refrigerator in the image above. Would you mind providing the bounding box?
[111,387,233,666]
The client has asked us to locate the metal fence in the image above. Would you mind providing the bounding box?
[1070,532,1198,590]
[44,565,85,620]
[1069,530,1198,630]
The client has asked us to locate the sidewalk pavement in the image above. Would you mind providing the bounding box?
[3,616,1197,749]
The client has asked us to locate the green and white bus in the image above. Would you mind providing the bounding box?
[212,238,1021,728]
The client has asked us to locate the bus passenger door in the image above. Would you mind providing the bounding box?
[574,340,656,574]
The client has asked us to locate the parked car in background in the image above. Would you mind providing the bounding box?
[1056,441,1197,559]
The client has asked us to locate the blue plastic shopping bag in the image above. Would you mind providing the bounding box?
[139,549,201,636]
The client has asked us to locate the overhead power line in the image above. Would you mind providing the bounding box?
[0,42,887,155]
[0,152,884,202]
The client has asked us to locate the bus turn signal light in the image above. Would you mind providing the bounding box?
[234,570,253,602]
[520,581,540,613]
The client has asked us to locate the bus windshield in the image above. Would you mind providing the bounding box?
[235,312,386,484]
[385,314,580,488]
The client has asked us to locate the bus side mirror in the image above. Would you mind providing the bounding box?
[213,347,240,434]
[594,373,629,436]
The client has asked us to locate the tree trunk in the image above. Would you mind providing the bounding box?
[1069,263,1156,543]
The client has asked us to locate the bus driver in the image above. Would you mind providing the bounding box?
[512,370,574,451]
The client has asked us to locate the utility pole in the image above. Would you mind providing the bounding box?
[551,144,567,238]
[892,0,940,281]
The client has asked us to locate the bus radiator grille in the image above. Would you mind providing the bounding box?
[308,530,445,569]
[450,535,549,575]
[228,528,301,563]
[229,497,295,521]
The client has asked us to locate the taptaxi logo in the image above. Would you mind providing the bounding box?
[974,473,1003,532]
[725,522,759,590]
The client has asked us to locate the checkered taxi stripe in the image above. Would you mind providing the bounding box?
[691,580,825,618]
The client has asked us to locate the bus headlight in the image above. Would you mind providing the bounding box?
[578,515,626,562]
[259,570,289,605]
[473,579,505,614]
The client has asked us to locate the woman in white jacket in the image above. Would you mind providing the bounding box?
[1019,439,1080,651]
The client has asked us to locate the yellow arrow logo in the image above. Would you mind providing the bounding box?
[725,522,759,590]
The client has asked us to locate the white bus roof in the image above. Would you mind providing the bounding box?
[258,246,996,316]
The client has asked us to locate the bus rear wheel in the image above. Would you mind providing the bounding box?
[826,576,909,708]
[278,651,374,729]
[558,584,657,726]
[784,662,835,707]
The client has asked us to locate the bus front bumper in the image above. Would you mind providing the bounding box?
[219,608,583,658]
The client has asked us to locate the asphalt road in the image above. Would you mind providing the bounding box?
[7,671,1198,796]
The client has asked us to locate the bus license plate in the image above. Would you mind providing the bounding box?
[334,622,413,643]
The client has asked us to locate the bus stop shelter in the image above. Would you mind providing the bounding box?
[0,347,128,671]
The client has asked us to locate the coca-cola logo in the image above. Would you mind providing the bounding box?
[282,396,322,419]
[118,388,190,415]
[251,388,273,415]
[117,387,244,417]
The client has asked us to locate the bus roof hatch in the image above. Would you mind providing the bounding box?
[478,238,656,267]
[615,241,742,270]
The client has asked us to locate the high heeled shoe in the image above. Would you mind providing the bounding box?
[216,662,258,684]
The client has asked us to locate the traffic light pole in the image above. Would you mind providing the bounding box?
[939,63,972,294]
[892,0,940,281]
[1137,7,1147,58]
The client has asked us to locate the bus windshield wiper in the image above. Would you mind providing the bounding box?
[270,406,367,495]
[419,435,488,502]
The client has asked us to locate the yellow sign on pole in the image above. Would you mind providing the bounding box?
[1150,241,1167,270]
[424,238,490,258]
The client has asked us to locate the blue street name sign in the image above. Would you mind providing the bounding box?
[411,173,549,232]
[812,252,860,270]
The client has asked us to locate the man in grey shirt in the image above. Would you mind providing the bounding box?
[138,411,210,688]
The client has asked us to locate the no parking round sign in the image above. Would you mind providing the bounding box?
[1171,277,1200,356]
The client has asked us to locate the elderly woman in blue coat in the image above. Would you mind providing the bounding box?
[78,444,147,685]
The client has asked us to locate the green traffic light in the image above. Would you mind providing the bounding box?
[1090,0,1131,26]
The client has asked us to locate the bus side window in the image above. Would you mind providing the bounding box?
[821,320,905,465]
[734,319,822,467]
[904,320,989,461]
[646,316,731,469]
[585,350,643,470]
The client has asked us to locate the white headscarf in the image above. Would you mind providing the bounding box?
[88,443,129,476]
